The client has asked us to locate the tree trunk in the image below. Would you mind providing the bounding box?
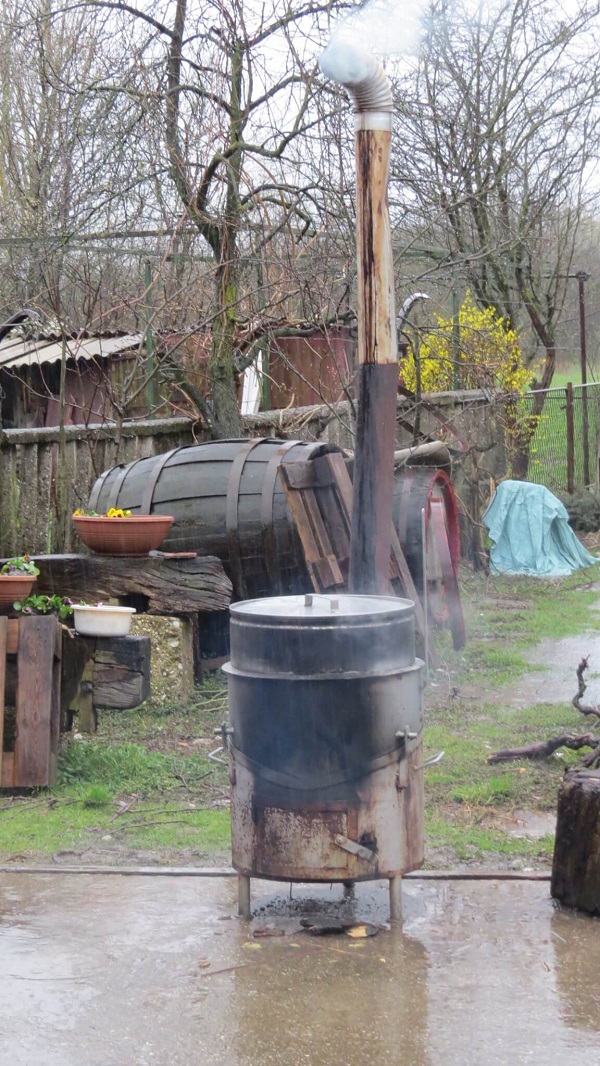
[551,766,600,914]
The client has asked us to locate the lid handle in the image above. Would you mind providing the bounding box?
[304,594,339,612]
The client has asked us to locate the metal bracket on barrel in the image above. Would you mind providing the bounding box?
[333,834,376,862]
[209,722,234,766]
[413,751,445,771]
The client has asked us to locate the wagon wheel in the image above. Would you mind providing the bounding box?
[427,500,466,650]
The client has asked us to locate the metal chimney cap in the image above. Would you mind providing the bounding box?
[229,593,414,623]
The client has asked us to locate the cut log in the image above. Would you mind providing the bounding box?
[92,635,151,710]
[32,552,232,614]
[552,766,600,914]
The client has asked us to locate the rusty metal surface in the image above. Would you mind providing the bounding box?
[230,747,424,881]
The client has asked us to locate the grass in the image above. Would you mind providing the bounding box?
[418,569,600,866]
[524,377,600,493]
[1,569,600,869]
[0,677,232,863]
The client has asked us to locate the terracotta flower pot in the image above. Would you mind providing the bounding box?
[72,515,174,556]
[0,575,37,609]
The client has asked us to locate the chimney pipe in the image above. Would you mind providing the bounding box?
[320,42,398,594]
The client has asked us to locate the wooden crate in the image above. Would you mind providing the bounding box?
[0,615,62,788]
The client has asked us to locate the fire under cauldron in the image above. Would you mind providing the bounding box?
[220,592,427,920]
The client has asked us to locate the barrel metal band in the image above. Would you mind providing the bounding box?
[230,741,416,792]
[88,467,113,512]
[104,457,146,511]
[260,440,298,593]
[226,439,269,598]
[141,446,187,514]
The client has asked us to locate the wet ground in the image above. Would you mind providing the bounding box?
[1,871,600,1065]
[506,633,600,708]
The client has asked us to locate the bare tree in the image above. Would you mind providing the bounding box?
[391,0,600,472]
[52,0,352,436]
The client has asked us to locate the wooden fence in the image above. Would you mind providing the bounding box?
[0,418,200,556]
[0,390,497,557]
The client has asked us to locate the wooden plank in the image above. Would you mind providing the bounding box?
[320,453,354,527]
[309,458,352,584]
[280,466,327,592]
[279,465,343,591]
[389,525,431,655]
[69,658,96,733]
[6,619,19,655]
[280,461,335,491]
[302,490,344,587]
[2,752,13,786]
[0,617,7,786]
[13,616,59,787]
[49,635,62,781]
[38,444,55,553]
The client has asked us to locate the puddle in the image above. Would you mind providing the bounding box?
[1,873,600,1065]
[496,635,600,708]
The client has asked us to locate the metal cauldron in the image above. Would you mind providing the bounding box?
[220,593,426,918]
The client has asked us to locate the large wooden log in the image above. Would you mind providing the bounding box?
[552,766,600,914]
[92,635,151,710]
[33,553,232,614]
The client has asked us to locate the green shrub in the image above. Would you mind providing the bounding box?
[561,490,600,532]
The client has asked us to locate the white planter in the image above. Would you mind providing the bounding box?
[73,604,136,637]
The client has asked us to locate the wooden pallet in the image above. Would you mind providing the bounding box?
[279,451,429,652]
[0,615,62,788]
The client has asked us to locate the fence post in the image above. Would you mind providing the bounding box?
[566,382,575,495]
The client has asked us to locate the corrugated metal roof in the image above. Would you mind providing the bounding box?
[0,333,144,369]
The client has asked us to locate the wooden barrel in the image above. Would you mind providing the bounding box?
[393,466,465,649]
[88,438,343,600]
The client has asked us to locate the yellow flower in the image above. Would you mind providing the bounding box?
[106,508,132,518]
[399,291,532,397]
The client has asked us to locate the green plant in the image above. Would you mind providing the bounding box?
[0,555,40,576]
[81,784,113,807]
[13,593,73,621]
[400,291,532,394]
[73,508,132,518]
[560,490,600,533]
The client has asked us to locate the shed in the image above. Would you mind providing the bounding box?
[0,332,145,428]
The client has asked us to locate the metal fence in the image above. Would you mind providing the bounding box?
[523,382,600,494]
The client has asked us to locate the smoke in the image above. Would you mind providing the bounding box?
[319,38,376,86]
[322,0,426,65]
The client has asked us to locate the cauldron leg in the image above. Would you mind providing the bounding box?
[238,875,251,919]
[343,880,355,901]
[389,876,403,924]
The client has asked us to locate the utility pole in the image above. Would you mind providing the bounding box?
[577,270,591,486]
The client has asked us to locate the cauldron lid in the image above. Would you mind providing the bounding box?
[230,593,414,622]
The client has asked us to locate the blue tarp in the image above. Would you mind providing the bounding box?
[483,480,599,577]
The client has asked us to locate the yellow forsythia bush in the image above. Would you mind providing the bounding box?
[400,291,533,395]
